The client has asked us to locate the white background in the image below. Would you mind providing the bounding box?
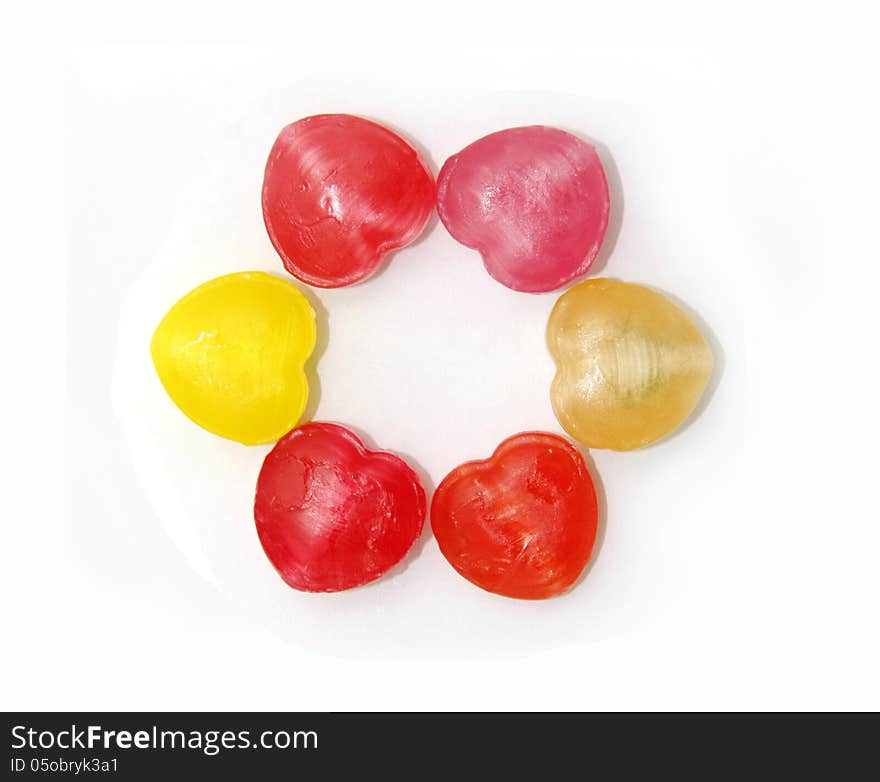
[3,6,880,710]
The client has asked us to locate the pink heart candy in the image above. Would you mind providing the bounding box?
[437,126,611,293]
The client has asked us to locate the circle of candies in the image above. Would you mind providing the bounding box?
[151,114,713,600]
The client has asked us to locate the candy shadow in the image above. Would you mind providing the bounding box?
[330,420,437,589]
[559,126,625,278]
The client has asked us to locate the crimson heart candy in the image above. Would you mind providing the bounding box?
[431,432,599,599]
[254,422,426,592]
[262,114,435,288]
[436,126,610,293]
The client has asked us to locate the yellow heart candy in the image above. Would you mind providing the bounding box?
[548,278,713,451]
[150,271,316,445]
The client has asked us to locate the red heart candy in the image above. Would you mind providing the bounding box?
[262,114,435,288]
[431,432,599,599]
[254,422,426,592]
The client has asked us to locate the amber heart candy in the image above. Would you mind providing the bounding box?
[548,278,713,451]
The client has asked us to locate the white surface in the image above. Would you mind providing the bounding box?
[111,79,737,655]
[4,30,880,709]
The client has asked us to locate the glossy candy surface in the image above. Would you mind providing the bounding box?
[431,432,598,600]
[262,114,435,288]
[548,278,713,451]
[436,126,610,292]
[150,271,315,445]
[254,423,426,592]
